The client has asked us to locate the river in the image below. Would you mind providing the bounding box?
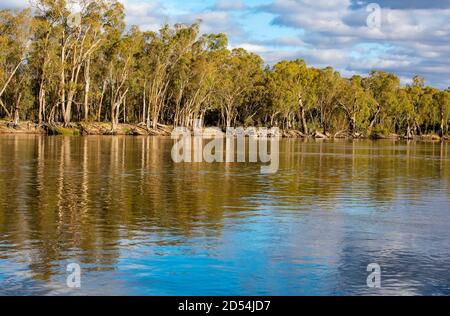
[0,135,449,295]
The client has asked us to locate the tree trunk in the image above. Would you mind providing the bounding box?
[298,97,308,134]
[13,108,20,126]
[83,58,91,122]
[13,93,22,125]
[0,99,10,118]
[111,103,119,132]
[60,30,66,125]
[97,81,106,122]
[38,84,45,125]
[406,120,413,139]
[111,89,128,132]
[142,83,147,124]
[0,58,23,100]
[350,114,356,135]
[226,114,232,128]
[64,92,74,126]
[369,105,381,129]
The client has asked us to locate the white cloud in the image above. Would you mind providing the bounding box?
[233,43,269,53]
[259,0,450,87]
[0,0,28,9]
[1,0,449,88]
[214,0,246,11]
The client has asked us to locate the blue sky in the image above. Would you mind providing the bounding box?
[2,0,450,88]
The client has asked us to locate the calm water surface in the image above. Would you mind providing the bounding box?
[0,135,449,295]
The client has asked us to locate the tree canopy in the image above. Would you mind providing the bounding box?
[0,0,449,137]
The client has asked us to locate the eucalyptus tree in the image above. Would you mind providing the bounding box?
[80,0,115,122]
[28,0,122,125]
[141,23,200,129]
[215,48,264,128]
[363,71,401,133]
[267,59,311,133]
[0,9,32,121]
[433,90,450,136]
[0,0,449,137]
[103,20,140,131]
[309,67,342,134]
[396,89,415,137]
[335,75,374,135]
[59,0,115,125]
[29,3,58,124]
[165,31,225,127]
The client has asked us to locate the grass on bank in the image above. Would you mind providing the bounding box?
[48,127,81,136]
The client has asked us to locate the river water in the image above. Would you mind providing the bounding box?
[0,135,449,295]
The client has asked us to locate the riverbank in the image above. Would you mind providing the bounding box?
[0,120,448,141]
[0,121,172,136]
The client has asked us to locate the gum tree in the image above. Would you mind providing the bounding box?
[267,59,311,133]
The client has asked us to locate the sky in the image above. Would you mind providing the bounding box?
[2,0,450,88]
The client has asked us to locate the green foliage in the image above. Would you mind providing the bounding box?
[0,0,448,138]
[370,124,390,139]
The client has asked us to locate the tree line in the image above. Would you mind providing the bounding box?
[1,0,449,137]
